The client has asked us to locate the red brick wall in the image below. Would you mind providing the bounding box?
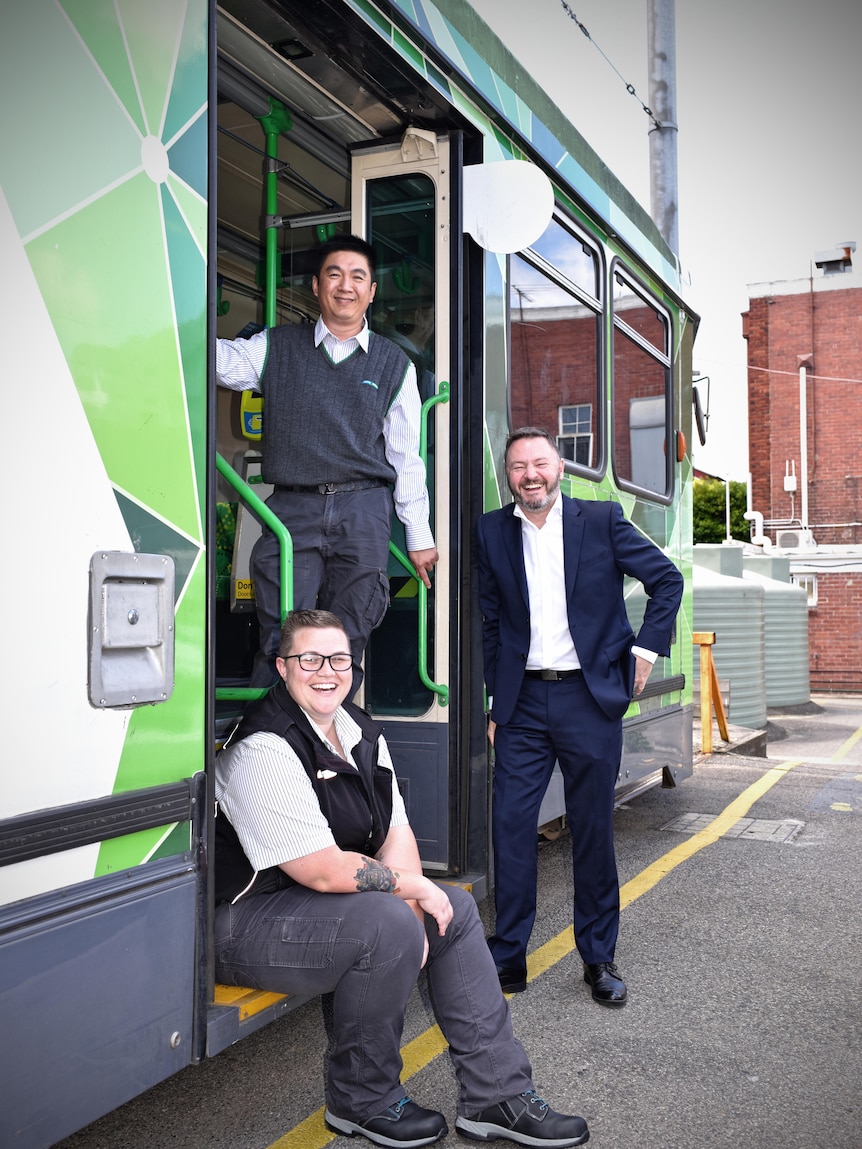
[744,279,862,692]
[808,572,862,692]
[510,304,668,480]
[510,312,598,438]
[744,283,862,545]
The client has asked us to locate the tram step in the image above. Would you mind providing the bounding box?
[208,983,304,1058]
[213,983,290,1020]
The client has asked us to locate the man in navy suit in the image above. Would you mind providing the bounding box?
[476,428,683,1006]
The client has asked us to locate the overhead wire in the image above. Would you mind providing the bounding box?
[746,363,862,385]
[558,2,663,130]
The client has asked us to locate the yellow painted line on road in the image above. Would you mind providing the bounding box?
[526,758,806,982]
[268,757,805,1149]
[268,1027,449,1149]
[833,722,862,761]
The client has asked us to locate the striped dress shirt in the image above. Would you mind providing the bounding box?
[215,705,409,875]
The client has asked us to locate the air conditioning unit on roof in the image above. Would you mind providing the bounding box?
[775,528,815,551]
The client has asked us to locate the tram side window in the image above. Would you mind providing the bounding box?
[612,271,672,500]
[509,219,602,474]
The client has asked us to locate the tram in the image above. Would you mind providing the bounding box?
[0,1,695,1145]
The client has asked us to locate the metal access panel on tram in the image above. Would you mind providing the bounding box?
[350,135,453,871]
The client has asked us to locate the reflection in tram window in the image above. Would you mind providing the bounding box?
[530,216,600,299]
[612,272,672,501]
[509,227,603,474]
[558,402,593,466]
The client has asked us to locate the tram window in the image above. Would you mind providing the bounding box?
[529,216,599,299]
[509,253,602,473]
[612,270,672,500]
[613,274,668,354]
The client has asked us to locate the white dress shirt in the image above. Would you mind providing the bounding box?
[516,497,581,670]
[515,496,656,668]
[216,319,434,550]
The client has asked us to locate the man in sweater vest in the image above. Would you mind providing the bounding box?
[217,235,438,690]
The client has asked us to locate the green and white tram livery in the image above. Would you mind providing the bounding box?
[0,1,695,1145]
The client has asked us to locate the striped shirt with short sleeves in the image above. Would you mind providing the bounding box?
[215,705,408,873]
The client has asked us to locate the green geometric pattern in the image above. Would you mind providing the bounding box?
[0,0,209,873]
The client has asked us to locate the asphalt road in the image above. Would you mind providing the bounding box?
[56,694,861,1149]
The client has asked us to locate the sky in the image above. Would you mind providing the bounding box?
[468,0,862,481]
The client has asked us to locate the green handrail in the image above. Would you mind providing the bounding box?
[215,453,292,702]
[387,380,450,706]
[259,99,292,329]
[215,387,450,707]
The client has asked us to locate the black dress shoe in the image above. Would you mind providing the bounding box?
[582,961,627,1007]
[325,1097,448,1147]
[496,965,528,994]
[455,1090,589,1146]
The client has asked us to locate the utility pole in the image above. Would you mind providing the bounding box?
[647,0,679,255]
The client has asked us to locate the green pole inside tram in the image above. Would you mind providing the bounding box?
[258,98,293,329]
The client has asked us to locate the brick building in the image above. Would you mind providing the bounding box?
[743,242,862,692]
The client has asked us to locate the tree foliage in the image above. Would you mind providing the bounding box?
[693,478,749,544]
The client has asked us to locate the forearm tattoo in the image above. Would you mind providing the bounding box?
[354,856,400,894]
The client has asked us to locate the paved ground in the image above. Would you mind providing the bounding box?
[56,694,861,1149]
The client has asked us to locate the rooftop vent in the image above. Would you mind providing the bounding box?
[814,242,855,275]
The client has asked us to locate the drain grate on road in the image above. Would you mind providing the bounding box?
[661,813,804,843]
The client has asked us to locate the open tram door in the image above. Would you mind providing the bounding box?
[350,135,464,882]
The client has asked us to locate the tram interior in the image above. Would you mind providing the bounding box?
[213,0,460,703]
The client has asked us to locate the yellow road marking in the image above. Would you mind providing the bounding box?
[833,722,862,761]
[267,757,806,1149]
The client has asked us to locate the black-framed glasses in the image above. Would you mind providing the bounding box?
[281,652,353,673]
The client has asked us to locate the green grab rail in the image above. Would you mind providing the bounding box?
[214,385,450,707]
[215,452,292,702]
[259,99,292,330]
[420,379,449,457]
[390,379,451,706]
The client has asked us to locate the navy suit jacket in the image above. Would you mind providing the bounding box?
[476,495,684,724]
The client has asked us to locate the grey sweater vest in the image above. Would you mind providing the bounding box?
[260,325,409,487]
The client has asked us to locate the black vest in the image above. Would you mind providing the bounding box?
[215,686,394,903]
[260,325,407,486]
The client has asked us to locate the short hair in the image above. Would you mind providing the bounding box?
[314,234,377,280]
[278,609,349,657]
[504,426,561,464]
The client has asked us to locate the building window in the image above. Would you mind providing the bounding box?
[791,573,818,609]
[558,404,593,465]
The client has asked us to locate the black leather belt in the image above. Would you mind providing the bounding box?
[275,479,387,495]
[523,668,583,681]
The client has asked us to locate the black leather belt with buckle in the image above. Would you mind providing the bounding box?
[523,668,583,681]
[276,479,386,495]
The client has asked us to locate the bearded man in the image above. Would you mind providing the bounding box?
[476,427,683,1006]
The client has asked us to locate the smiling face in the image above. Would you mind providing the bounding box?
[505,435,565,522]
[276,625,354,725]
[312,250,377,338]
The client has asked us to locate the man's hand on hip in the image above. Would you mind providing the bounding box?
[633,654,653,696]
[408,547,438,589]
